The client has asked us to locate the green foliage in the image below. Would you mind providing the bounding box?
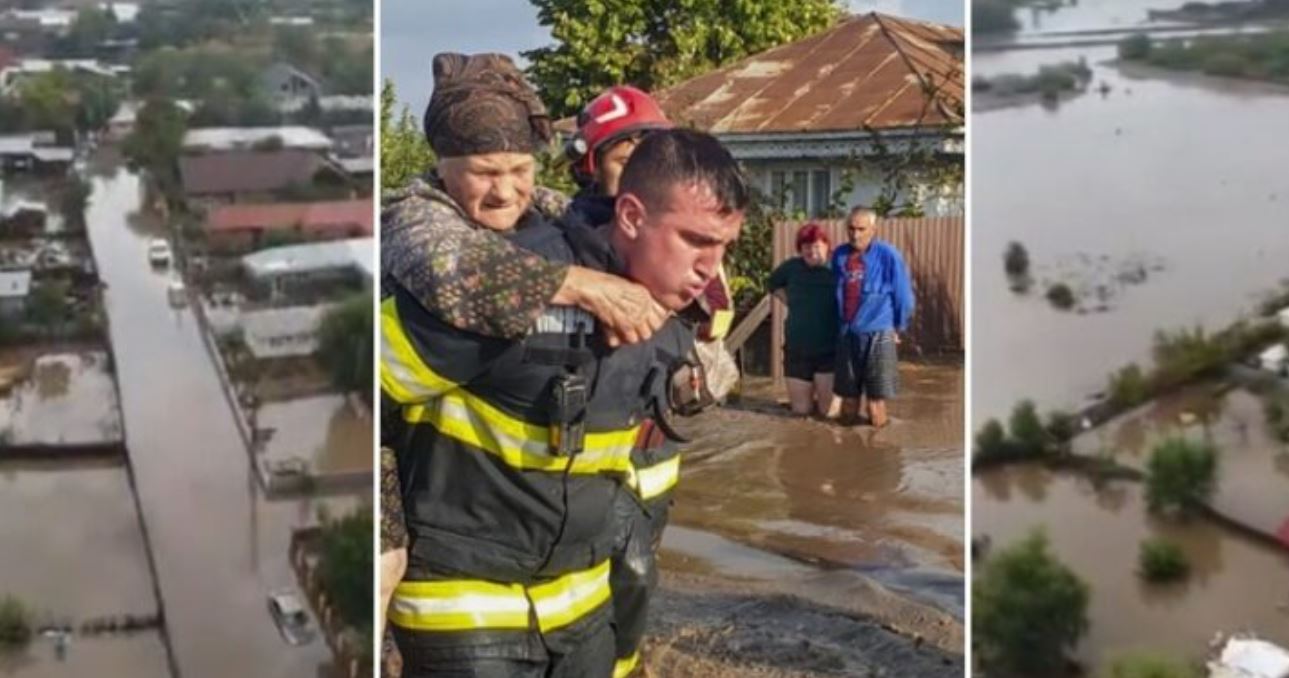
[1047,282,1076,310]
[317,292,372,398]
[380,80,435,192]
[1150,326,1226,389]
[974,402,1076,464]
[60,6,116,57]
[1119,33,1154,61]
[27,280,71,327]
[1004,241,1030,277]
[524,0,843,117]
[123,99,188,204]
[1045,409,1078,443]
[1264,393,1289,442]
[1137,538,1190,582]
[1009,399,1049,455]
[974,530,1090,675]
[1105,653,1200,678]
[59,176,92,233]
[0,595,32,647]
[976,60,1092,101]
[974,418,1013,460]
[133,45,264,101]
[1135,30,1289,84]
[974,0,1021,33]
[1108,363,1150,409]
[13,69,121,140]
[1146,438,1218,515]
[318,507,373,636]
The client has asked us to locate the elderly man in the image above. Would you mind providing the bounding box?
[383,114,747,678]
[831,206,915,428]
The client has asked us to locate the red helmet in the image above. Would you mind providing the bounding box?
[567,85,672,181]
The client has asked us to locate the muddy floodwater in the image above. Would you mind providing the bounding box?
[973,43,1289,425]
[0,461,169,677]
[670,361,964,617]
[0,352,123,446]
[259,395,372,473]
[975,464,1289,666]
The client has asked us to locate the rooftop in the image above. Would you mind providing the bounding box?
[241,238,374,282]
[207,199,373,235]
[179,149,328,196]
[182,126,333,153]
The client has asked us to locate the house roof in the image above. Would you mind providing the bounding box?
[652,12,963,136]
[207,199,373,235]
[182,126,333,153]
[180,149,326,196]
[241,238,374,282]
[0,269,31,298]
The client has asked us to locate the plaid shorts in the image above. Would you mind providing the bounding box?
[833,329,899,399]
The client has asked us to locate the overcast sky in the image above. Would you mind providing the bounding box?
[382,0,963,115]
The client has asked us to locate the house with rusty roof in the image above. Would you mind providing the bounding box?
[653,12,963,217]
[204,199,373,254]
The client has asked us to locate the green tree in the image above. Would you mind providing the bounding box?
[1004,241,1030,278]
[380,80,435,191]
[0,595,32,648]
[317,293,372,398]
[1119,33,1153,61]
[318,508,373,636]
[974,418,1012,461]
[1137,538,1189,582]
[1047,282,1076,310]
[1108,363,1149,409]
[123,98,189,203]
[524,0,843,117]
[63,6,115,57]
[1009,399,1048,456]
[974,530,1090,675]
[1105,653,1200,678]
[1146,438,1217,515]
[59,176,92,234]
[974,0,1020,34]
[27,280,71,328]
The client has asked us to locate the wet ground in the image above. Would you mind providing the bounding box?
[84,160,366,678]
[0,351,122,446]
[974,464,1289,667]
[973,41,1289,426]
[259,395,372,473]
[0,460,169,677]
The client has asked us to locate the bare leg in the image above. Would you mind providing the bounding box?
[868,399,889,428]
[840,397,863,424]
[786,378,814,416]
[814,373,838,419]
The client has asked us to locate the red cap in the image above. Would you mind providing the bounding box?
[796,223,830,250]
[567,85,672,180]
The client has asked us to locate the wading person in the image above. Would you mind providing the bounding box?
[832,206,915,428]
[768,223,839,418]
[383,125,747,676]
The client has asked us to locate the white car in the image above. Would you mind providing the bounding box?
[147,239,172,267]
[266,590,315,646]
[166,278,186,307]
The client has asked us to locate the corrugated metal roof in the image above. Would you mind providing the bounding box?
[207,199,373,235]
[179,149,326,196]
[654,12,962,135]
[241,238,373,281]
[182,126,333,152]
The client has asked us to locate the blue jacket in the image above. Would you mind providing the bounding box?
[831,239,915,334]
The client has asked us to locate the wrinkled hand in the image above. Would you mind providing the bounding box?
[563,267,669,347]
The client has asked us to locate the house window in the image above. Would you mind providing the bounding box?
[770,171,786,207]
[811,170,831,217]
[790,171,808,215]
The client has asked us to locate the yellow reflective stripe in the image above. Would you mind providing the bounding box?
[631,455,681,500]
[707,308,734,341]
[529,559,612,633]
[380,296,456,403]
[404,391,638,474]
[613,651,641,678]
[389,561,611,633]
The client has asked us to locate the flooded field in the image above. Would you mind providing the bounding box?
[0,351,123,446]
[973,43,1289,425]
[975,464,1289,665]
[671,361,965,616]
[0,460,168,677]
[259,395,372,473]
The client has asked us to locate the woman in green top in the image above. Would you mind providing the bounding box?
[768,223,840,417]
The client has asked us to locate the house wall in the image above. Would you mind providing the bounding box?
[743,160,964,218]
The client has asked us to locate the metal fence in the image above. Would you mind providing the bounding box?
[769,216,963,382]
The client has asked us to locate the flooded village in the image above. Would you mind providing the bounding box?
[972,0,1289,674]
[0,2,374,677]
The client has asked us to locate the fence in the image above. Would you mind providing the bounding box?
[769,216,963,383]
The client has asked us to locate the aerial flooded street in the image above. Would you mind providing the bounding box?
[84,159,359,678]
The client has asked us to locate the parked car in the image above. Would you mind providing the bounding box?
[266,589,314,646]
[147,239,172,267]
[167,278,186,307]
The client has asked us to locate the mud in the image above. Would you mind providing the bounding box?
[258,395,373,473]
[0,351,123,446]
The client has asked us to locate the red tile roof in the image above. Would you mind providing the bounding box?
[652,12,963,135]
[206,199,373,235]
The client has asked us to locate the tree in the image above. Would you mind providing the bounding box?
[1009,399,1048,456]
[27,280,71,328]
[524,0,843,117]
[318,508,373,636]
[974,0,1020,34]
[1119,33,1154,61]
[59,176,92,233]
[1004,241,1030,278]
[123,99,188,203]
[1047,282,1076,310]
[63,6,115,57]
[380,80,435,191]
[974,418,1012,461]
[0,595,32,647]
[974,530,1090,675]
[1105,653,1200,678]
[317,293,372,398]
[1108,363,1149,409]
[1137,538,1189,582]
[1145,438,1217,515]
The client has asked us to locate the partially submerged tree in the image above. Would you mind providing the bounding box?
[1145,438,1217,516]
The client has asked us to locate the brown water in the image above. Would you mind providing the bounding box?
[259,395,373,473]
[974,464,1289,666]
[0,352,123,446]
[671,362,965,615]
[973,44,1289,426]
[85,163,365,678]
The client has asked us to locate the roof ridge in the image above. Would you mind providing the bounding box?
[872,13,961,125]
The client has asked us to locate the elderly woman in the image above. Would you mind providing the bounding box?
[768,223,840,418]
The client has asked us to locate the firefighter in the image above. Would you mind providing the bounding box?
[383,127,748,678]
